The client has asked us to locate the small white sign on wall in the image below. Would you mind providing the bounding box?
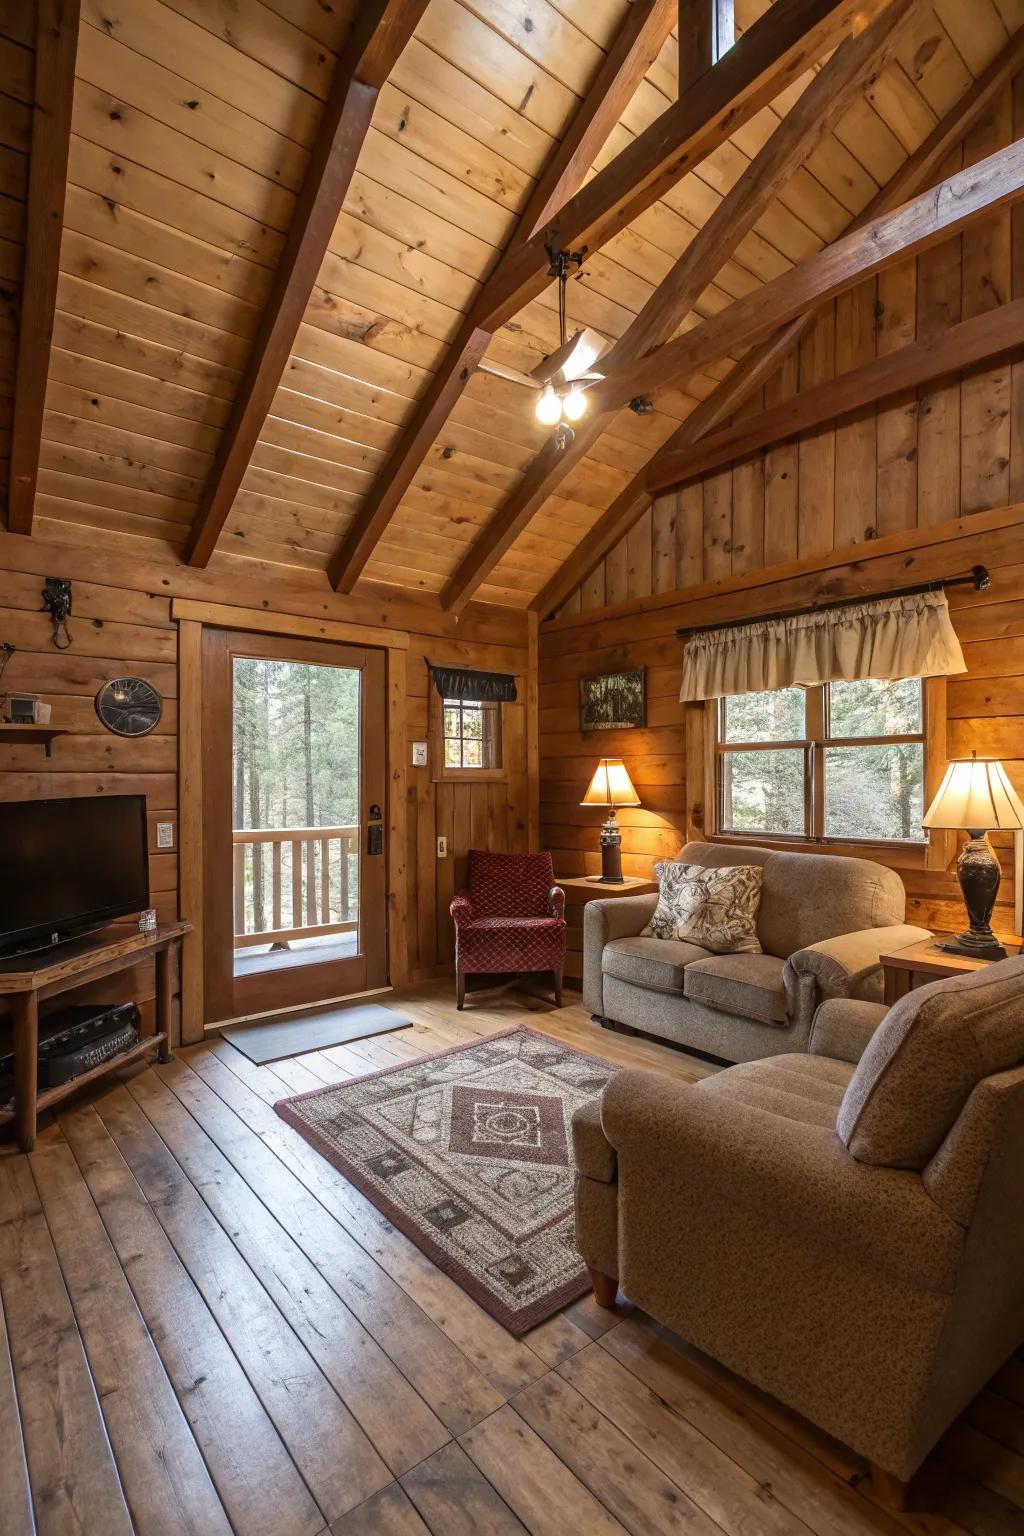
[411,741,428,767]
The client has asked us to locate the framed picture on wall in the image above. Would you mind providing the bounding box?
[579,667,646,732]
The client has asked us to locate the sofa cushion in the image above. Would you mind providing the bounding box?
[694,1053,855,1129]
[641,860,763,954]
[677,842,905,958]
[838,954,1024,1169]
[602,935,712,995]
[684,953,789,1025]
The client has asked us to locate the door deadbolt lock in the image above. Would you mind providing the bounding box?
[367,824,383,855]
[368,803,382,821]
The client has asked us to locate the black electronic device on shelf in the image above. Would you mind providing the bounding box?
[0,1001,141,1098]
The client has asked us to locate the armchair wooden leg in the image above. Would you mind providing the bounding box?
[587,1266,618,1308]
[553,966,563,1007]
[456,971,466,1010]
[867,1464,909,1511]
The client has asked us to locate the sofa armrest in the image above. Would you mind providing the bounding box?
[601,1070,962,1293]
[583,893,659,1017]
[450,892,474,928]
[784,924,932,1006]
[809,998,888,1064]
[572,1099,617,1183]
[549,885,566,922]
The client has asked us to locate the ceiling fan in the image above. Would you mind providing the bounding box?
[477,248,608,441]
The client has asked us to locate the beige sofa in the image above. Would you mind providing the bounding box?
[573,957,1024,1493]
[584,840,930,1062]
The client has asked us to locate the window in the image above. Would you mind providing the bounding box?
[430,693,505,780]
[443,697,501,770]
[715,677,926,845]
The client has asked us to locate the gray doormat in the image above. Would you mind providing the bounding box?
[221,1002,411,1065]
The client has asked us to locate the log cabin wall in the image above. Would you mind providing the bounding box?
[539,501,1024,942]
[0,3,32,502]
[0,527,533,1033]
[552,77,1024,618]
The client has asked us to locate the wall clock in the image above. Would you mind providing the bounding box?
[95,677,162,737]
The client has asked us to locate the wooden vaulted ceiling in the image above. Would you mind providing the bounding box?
[3,0,1024,614]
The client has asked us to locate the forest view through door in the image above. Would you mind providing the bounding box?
[202,630,387,1022]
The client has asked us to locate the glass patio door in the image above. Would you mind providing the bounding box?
[202,629,387,1023]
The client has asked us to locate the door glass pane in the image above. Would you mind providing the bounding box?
[722,688,806,743]
[828,677,922,737]
[232,658,361,975]
[824,743,925,841]
[720,749,806,836]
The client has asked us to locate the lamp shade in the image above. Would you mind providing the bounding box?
[581,758,640,808]
[922,757,1024,831]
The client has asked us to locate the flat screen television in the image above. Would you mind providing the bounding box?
[0,795,150,958]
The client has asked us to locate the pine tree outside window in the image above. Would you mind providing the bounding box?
[715,677,926,845]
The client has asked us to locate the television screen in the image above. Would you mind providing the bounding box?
[0,795,150,958]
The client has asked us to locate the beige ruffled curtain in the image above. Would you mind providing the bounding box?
[680,590,966,703]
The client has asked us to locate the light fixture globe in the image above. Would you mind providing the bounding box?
[535,384,562,425]
[562,387,587,421]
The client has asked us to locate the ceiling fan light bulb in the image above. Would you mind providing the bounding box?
[535,385,562,425]
[563,388,587,421]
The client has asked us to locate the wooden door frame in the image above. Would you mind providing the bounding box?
[175,601,409,1042]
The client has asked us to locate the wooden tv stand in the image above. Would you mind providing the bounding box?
[0,922,189,1151]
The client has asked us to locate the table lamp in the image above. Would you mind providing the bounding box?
[581,758,640,884]
[922,754,1024,960]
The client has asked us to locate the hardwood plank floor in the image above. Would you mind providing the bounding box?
[1,981,1022,1536]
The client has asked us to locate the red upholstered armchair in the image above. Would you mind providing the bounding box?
[451,850,566,1008]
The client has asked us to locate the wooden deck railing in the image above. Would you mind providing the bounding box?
[232,825,358,948]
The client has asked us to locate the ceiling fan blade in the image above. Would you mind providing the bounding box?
[477,358,541,389]
[531,325,610,386]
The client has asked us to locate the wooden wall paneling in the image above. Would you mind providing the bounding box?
[730,392,766,576]
[832,279,877,547]
[960,87,1013,517]
[702,465,732,580]
[527,610,540,854]
[917,156,964,527]
[796,307,836,560]
[762,347,800,566]
[651,491,677,593]
[874,257,919,537]
[177,618,203,1044]
[387,645,409,987]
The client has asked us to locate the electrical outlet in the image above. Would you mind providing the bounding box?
[156,822,174,849]
[411,741,428,767]
[437,836,448,858]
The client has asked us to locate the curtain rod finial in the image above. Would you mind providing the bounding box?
[972,565,990,591]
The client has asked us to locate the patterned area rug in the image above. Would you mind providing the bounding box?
[274,1027,617,1333]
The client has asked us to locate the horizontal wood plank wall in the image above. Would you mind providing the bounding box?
[0,529,531,1025]
[554,78,1024,618]
[540,501,1024,938]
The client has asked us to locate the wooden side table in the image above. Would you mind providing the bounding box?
[0,923,189,1151]
[880,934,1023,1006]
[556,875,658,983]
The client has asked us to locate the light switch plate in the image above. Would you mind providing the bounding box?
[411,741,428,767]
[156,821,174,849]
[437,836,448,858]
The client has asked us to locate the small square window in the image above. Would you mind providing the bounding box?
[439,697,502,773]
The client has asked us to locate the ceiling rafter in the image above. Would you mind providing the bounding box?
[440,0,914,614]
[326,0,678,595]
[183,0,430,569]
[467,0,885,338]
[646,298,1024,491]
[530,23,1024,618]
[8,0,81,536]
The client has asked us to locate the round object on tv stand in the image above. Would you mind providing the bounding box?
[95,677,162,737]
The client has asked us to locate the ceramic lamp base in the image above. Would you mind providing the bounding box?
[597,810,624,883]
[940,830,1006,960]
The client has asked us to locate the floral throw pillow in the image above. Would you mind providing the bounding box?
[642,861,763,954]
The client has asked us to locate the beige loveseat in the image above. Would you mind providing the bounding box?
[573,957,1024,1492]
[583,840,930,1061]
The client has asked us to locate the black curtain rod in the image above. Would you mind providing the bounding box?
[676,565,990,640]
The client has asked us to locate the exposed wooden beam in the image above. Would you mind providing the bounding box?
[8,0,80,536]
[531,25,1024,617]
[440,0,911,614]
[326,0,676,594]
[183,0,428,569]
[677,0,715,91]
[605,139,1024,406]
[643,299,1024,491]
[468,0,886,336]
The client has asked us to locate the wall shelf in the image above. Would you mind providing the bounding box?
[0,724,67,757]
